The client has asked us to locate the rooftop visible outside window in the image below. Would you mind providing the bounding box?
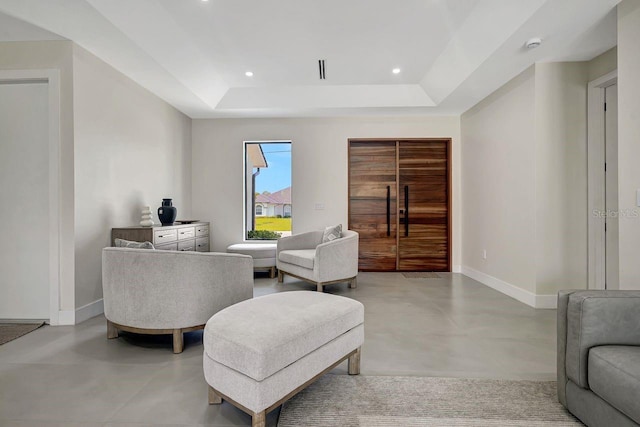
[244,141,292,240]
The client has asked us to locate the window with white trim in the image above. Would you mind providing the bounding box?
[244,141,292,240]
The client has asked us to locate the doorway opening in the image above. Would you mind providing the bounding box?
[587,71,618,290]
[0,70,61,324]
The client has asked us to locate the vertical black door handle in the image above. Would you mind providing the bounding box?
[404,185,409,237]
[386,186,391,237]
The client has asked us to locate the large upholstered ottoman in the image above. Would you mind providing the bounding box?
[203,291,364,427]
[227,243,277,278]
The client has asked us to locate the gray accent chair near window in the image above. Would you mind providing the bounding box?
[558,290,640,426]
[276,230,359,292]
[102,247,253,353]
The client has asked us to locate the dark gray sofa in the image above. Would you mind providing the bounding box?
[558,290,640,426]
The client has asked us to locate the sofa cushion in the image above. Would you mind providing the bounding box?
[279,249,315,269]
[589,345,640,424]
[203,291,364,382]
[322,224,342,243]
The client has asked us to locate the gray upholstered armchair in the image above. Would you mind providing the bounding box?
[276,229,359,292]
[102,247,253,353]
[557,290,640,426]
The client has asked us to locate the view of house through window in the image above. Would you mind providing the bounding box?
[245,141,292,240]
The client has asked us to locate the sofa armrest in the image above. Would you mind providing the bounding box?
[315,231,359,283]
[276,230,323,253]
[562,290,640,390]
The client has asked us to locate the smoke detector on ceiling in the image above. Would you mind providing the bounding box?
[525,38,542,49]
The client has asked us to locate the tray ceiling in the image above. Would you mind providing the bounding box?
[0,0,619,118]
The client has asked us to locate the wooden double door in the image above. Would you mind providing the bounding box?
[348,139,451,271]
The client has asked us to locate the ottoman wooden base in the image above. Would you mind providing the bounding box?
[208,348,361,427]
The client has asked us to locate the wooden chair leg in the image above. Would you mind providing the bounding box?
[278,270,284,283]
[348,347,361,375]
[252,411,266,427]
[269,266,276,279]
[172,329,184,354]
[349,276,358,289]
[208,386,222,405]
[316,283,323,292]
[107,320,118,339]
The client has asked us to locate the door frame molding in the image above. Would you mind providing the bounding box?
[587,70,617,290]
[0,69,61,323]
[348,137,452,272]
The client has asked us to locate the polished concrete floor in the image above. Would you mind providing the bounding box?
[0,273,557,426]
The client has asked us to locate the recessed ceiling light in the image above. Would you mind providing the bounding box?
[245,71,254,77]
[392,68,401,74]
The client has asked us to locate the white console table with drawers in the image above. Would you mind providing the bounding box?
[111,222,210,252]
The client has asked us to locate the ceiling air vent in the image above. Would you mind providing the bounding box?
[318,59,326,80]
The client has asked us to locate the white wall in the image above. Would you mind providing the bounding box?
[73,45,192,308]
[461,67,537,293]
[588,47,617,82]
[0,41,75,314]
[461,62,590,306]
[617,0,640,290]
[534,62,589,295]
[192,116,462,269]
[0,82,50,319]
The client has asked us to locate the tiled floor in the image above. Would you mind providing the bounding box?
[0,273,557,426]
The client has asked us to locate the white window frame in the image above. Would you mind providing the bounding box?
[243,140,292,241]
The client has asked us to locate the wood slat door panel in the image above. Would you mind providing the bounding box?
[399,257,449,271]
[398,140,450,271]
[349,139,451,272]
[357,239,398,271]
[350,183,397,198]
[349,140,397,271]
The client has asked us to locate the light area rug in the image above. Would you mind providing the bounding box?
[278,375,582,427]
[0,322,45,345]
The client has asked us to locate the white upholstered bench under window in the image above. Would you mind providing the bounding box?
[226,243,277,278]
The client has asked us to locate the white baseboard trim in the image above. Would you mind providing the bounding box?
[534,294,558,309]
[461,266,556,309]
[76,299,104,324]
[55,299,104,326]
[452,265,462,273]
